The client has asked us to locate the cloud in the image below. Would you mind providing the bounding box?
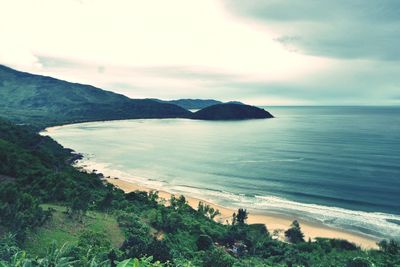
[1,0,399,105]
[224,0,400,61]
[0,0,329,77]
[0,43,42,70]
[37,56,84,69]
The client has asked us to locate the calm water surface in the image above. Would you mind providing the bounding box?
[46,106,400,239]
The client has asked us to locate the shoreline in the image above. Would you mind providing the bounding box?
[42,124,380,249]
[106,177,379,249]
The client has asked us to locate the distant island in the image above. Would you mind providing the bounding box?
[192,103,273,120]
[0,64,273,128]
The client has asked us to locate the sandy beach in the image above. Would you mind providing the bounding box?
[106,177,379,249]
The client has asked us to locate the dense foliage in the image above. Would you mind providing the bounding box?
[0,118,399,266]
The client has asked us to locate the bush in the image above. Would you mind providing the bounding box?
[346,257,373,267]
[78,230,111,259]
[203,247,236,267]
[0,182,50,240]
[147,240,171,262]
[0,234,19,262]
[121,235,151,259]
[197,235,213,250]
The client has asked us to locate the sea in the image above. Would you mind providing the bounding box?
[45,106,400,240]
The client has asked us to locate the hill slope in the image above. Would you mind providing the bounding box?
[0,65,191,127]
[152,99,222,109]
[192,103,273,120]
[152,99,245,110]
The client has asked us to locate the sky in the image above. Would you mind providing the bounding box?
[0,0,399,105]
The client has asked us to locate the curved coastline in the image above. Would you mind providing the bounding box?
[41,123,392,249]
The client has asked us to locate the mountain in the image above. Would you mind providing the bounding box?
[0,65,191,128]
[191,103,273,120]
[151,99,223,110]
[226,101,245,105]
[152,99,245,110]
[0,65,273,127]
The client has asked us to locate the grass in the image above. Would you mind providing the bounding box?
[23,204,125,256]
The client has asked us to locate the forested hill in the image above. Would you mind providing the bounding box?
[0,65,191,128]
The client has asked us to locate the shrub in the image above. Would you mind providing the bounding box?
[197,235,213,251]
[78,230,111,259]
[203,247,236,267]
[346,257,374,267]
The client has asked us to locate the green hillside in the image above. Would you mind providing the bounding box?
[0,65,191,128]
[23,204,124,257]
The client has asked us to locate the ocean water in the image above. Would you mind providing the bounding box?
[45,106,400,240]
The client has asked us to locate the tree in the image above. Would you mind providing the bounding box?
[196,235,213,250]
[98,190,114,212]
[208,207,221,219]
[197,202,221,220]
[285,220,305,244]
[236,209,248,225]
[177,195,187,209]
[378,239,400,255]
[148,191,159,204]
[67,188,91,221]
[0,182,49,240]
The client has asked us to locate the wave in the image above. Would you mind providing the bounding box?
[74,156,170,189]
[161,183,400,240]
[253,195,400,239]
[74,156,400,240]
[229,158,304,164]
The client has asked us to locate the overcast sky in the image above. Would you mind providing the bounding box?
[1,0,399,105]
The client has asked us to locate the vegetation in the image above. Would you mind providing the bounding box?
[0,118,399,266]
[0,65,191,128]
[0,65,271,129]
[284,220,305,244]
[191,103,273,120]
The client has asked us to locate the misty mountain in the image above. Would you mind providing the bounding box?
[152,98,244,110]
